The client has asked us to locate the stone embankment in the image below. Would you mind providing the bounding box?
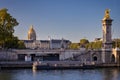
[33,61,120,70]
[0,61,33,69]
[0,61,119,70]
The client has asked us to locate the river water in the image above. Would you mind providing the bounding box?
[0,68,120,80]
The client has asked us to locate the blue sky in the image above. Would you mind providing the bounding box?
[0,0,120,42]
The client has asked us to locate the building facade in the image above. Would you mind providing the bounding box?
[23,25,71,49]
[50,39,71,49]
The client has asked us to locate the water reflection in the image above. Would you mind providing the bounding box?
[0,68,120,80]
[102,68,120,80]
[0,70,13,80]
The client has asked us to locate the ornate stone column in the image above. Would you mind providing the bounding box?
[102,9,113,63]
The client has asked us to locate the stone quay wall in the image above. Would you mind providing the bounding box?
[0,50,18,61]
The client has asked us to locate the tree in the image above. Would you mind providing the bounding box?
[86,41,102,49]
[18,41,26,49]
[112,39,120,48]
[80,39,89,45]
[80,39,89,48]
[92,41,102,49]
[4,36,19,49]
[0,8,19,49]
[69,43,80,49]
[86,42,94,49]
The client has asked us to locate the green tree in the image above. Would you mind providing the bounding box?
[80,39,89,44]
[18,41,26,49]
[0,8,19,49]
[80,39,89,48]
[113,39,120,48]
[86,41,102,49]
[86,42,94,49]
[4,36,19,49]
[69,43,80,49]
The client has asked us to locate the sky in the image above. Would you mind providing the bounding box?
[0,0,120,42]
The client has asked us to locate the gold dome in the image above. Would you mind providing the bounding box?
[28,25,36,40]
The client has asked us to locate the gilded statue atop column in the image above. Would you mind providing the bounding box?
[103,9,111,19]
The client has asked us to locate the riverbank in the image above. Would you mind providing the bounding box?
[0,61,33,69]
[33,61,120,70]
[0,61,119,70]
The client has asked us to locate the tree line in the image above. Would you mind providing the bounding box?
[69,38,120,50]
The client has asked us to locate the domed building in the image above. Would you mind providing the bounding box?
[28,25,36,40]
[23,25,71,49]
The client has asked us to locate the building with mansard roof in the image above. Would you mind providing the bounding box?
[23,25,71,49]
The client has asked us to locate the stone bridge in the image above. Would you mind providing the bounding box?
[11,49,82,61]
